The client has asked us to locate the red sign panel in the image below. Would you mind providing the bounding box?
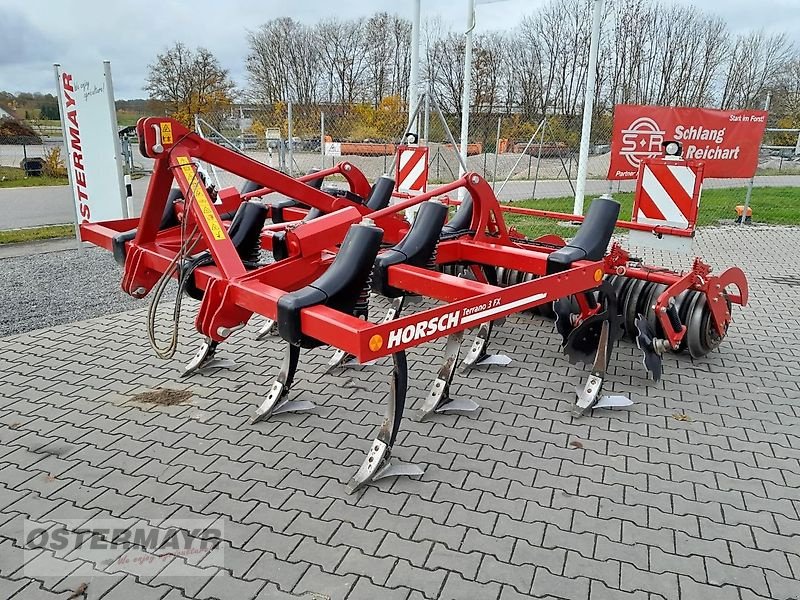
[608,105,767,180]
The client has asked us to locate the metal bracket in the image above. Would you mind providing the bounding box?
[460,322,510,372]
[346,439,423,494]
[180,338,236,378]
[417,332,479,420]
[255,318,278,341]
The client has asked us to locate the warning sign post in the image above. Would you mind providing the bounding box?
[629,155,704,253]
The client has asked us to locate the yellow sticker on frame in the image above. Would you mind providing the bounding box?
[160,122,174,145]
[175,156,226,240]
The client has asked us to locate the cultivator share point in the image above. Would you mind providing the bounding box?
[80,117,749,493]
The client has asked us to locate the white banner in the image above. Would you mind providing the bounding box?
[54,61,126,230]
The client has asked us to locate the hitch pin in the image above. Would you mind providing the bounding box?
[151,124,164,154]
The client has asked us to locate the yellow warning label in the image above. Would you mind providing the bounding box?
[160,122,174,145]
[175,156,225,240]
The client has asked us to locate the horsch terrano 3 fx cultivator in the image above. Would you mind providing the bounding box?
[80,117,749,493]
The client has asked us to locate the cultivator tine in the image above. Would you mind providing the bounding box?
[382,296,406,323]
[573,321,632,416]
[635,314,665,382]
[574,320,609,416]
[255,318,278,341]
[180,338,237,378]
[252,345,315,423]
[325,348,357,373]
[347,351,423,494]
[460,321,511,372]
[416,331,478,419]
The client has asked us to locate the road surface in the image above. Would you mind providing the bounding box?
[1,174,798,230]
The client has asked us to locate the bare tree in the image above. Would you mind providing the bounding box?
[721,30,794,109]
[771,54,800,121]
[246,18,320,104]
[145,42,235,124]
[472,32,508,113]
[363,13,412,107]
[317,18,370,104]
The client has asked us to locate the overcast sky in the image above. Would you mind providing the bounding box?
[1,0,797,99]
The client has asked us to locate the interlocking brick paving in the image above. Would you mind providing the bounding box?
[0,226,798,599]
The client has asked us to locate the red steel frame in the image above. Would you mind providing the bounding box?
[80,117,749,361]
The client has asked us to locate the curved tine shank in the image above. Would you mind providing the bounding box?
[180,338,237,378]
[251,344,314,423]
[347,351,423,494]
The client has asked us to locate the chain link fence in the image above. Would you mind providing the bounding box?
[193,101,798,230]
[0,136,62,169]
[4,101,787,230]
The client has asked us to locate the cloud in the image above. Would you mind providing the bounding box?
[0,0,796,99]
[0,7,62,66]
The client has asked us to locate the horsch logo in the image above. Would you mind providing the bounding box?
[620,117,665,169]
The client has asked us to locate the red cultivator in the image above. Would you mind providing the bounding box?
[81,118,749,493]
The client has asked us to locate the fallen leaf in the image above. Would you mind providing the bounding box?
[672,412,691,422]
[44,474,56,482]
[569,440,584,449]
[67,582,88,599]
[10,422,21,429]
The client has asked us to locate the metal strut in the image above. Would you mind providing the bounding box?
[180,337,237,378]
[251,344,316,423]
[347,351,424,493]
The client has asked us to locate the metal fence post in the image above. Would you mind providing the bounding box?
[740,178,754,227]
[492,116,501,189]
[320,112,325,169]
[287,101,293,176]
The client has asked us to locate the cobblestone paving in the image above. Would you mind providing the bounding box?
[0,226,798,599]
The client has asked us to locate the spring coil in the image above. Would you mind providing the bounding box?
[427,244,439,271]
[354,272,371,319]
[242,239,261,267]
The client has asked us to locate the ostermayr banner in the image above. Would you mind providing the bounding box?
[608,104,768,180]
[54,61,127,229]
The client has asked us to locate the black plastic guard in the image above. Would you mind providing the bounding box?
[441,195,473,236]
[546,197,620,274]
[277,224,384,348]
[372,201,448,298]
[365,176,395,211]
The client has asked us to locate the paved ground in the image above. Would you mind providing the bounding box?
[2,174,799,230]
[1,226,799,599]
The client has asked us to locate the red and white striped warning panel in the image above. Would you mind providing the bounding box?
[395,146,429,193]
[633,158,704,231]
